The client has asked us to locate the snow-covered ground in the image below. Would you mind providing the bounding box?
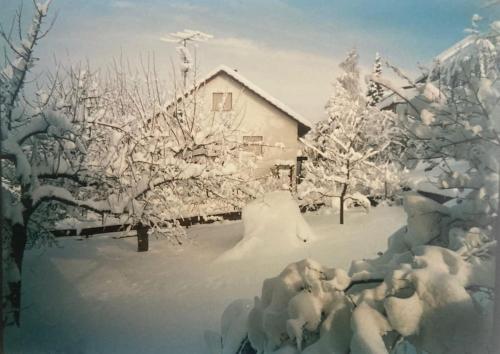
[6,205,406,354]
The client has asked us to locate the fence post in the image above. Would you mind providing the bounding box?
[137,223,149,252]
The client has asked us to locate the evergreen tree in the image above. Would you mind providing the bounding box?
[366,52,384,106]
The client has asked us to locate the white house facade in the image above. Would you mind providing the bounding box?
[177,65,312,185]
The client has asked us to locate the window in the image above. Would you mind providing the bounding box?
[212,92,232,111]
[243,136,263,156]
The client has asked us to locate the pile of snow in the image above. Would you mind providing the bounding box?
[217,191,315,262]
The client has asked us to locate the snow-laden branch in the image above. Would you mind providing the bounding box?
[2,110,78,185]
[30,170,205,216]
[0,0,50,131]
[1,185,24,224]
[11,109,75,144]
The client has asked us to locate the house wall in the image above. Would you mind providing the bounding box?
[198,72,303,178]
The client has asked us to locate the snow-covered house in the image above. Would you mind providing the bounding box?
[378,35,476,112]
[172,65,312,185]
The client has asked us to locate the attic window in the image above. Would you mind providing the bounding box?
[243,136,263,156]
[212,92,232,111]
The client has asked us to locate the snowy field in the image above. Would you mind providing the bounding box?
[6,205,406,354]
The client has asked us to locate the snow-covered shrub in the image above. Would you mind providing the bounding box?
[298,50,400,224]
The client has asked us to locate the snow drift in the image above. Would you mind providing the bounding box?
[217,191,316,262]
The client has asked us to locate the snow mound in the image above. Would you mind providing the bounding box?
[217,191,315,262]
[246,258,351,353]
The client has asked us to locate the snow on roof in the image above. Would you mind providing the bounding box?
[195,65,312,129]
[434,35,476,64]
[377,86,419,111]
[379,35,477,110]
[377,92,403,110]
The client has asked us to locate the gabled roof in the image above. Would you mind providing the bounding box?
[414,35,477,83]
[378,35,476,111]
[191,65,312,131]
[434,35,475,65]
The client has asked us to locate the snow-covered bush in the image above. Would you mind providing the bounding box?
[218,16,499,354]
[298,50,399,224]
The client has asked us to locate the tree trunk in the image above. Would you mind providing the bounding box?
[3,224,28,326]
[339,195,344,225]
[137,223,149,252]
[339,161,350,225]
[384,165,388,200]
[339,181,348,225]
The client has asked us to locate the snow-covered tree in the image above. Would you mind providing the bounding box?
[1,2,88,325]
[299,50,396,224]
[219,16,499,354]
[85,59,258,239]
[0,3,255,328]
[366,52,384,107]
[374,17,500,234]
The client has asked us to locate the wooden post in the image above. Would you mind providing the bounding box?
[137,223,149,252]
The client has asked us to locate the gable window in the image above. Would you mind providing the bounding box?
[212,92,232,111]
[243,136,263,156]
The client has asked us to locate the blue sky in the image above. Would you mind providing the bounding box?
[1,0,496,119]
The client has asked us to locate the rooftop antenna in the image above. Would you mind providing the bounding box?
[160,29,213,88]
